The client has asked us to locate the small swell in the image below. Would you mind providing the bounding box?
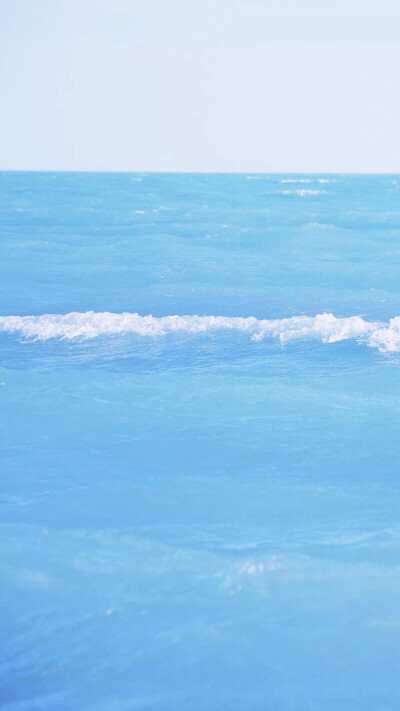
[280,179,313,184]
[282,189,325,196]
[280,179,333,185]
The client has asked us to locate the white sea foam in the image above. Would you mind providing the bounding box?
[281,179,313,184]
[367,317,400,353]
[282,189,325,196]
[2,311,400,351]
[280,179,333,185]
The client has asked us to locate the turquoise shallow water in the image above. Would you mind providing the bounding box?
[1,172,400,710]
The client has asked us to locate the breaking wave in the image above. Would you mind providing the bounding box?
[280,179,313,184]
[280,179,333,185]
[282,189,325,196]
[1,311,400,352]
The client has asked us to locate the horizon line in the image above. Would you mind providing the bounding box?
[1,169,400,176]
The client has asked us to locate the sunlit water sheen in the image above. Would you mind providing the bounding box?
[1,172,400,710]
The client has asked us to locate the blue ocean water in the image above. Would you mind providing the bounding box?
[1,172,400,710]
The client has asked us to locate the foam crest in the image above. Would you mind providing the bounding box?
[2,311,399,351]
[282,189,325,196]
[280,179,313,184]
[280,179,333,185]
[368,317,400,352]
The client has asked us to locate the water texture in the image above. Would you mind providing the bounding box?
[1,172,400,710]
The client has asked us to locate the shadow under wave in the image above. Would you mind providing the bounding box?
[1,330,398,375]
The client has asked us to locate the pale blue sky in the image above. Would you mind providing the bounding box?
[1,0,399,172]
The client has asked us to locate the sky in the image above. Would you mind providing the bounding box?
[0,0,399,172]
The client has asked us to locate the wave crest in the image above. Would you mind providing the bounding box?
[282,189,325,196]
[2,311,400,351]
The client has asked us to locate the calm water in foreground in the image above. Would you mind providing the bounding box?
[1,172,400,710]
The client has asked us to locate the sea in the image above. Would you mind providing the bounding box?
[1,172,400,710]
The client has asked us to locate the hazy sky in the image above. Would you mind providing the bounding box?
[1,0,400,172]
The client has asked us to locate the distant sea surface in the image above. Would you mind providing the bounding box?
[1,172,400,710]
